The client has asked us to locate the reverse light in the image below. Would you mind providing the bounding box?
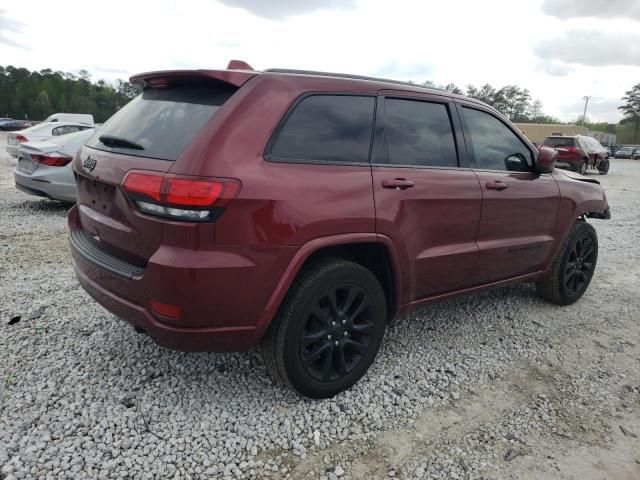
[122,170,241,222]
[31,152,73,167]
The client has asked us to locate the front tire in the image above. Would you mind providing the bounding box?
[260,259,387,398]
[536,221,598,305]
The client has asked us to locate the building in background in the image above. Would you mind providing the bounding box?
[515,123,616,147]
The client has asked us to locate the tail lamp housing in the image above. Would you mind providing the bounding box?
[16,135,28,143]
[122,170,240,222]
[31,152,73,167]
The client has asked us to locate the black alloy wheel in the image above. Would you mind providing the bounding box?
[300,284,374,382]
[563,235,596,296]
[260,259,387,398]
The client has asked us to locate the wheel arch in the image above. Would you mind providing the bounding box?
[255,233,403,337]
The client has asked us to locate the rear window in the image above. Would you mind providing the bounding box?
[87,80,237,161]
[268,94,375,164]
[543,137,575,147]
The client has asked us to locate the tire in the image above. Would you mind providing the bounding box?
[535,221,598,305]
[259,259,387,398]
[598,159,610,175]
[579,159,588,175]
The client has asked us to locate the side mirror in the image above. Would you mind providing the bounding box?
[535,146,556,174]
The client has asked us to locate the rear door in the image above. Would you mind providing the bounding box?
[371,92,482,302]
[456,103,560,283]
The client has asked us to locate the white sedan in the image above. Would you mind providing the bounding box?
[6,122,94,157]
[14,128,95,202]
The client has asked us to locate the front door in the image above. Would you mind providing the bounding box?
[372,93,482,302]
[457,103,560,284]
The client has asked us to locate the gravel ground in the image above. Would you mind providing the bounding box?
[1,131,639,480]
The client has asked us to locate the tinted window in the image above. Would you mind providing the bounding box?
[463,107,532,172]
[543,137,575,147]
[87,80,237,161]
[269,95,375,163]
[382,99,457,167]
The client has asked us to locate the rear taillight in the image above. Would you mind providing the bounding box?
[122,170,241,222]
[31,152,73,167]
[16,135,27,143]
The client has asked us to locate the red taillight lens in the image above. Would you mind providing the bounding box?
[166,178,224,206]
[122,170,241,222]
[16,135,27,143]
[122,172,163,202]
[31,152,73,167]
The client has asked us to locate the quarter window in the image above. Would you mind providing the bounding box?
[269,95,375,163]
[462,107,533,172]
[381,99,458,168]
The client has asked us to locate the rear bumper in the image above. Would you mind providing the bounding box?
[14,167,77,202]
[67,205,296,352]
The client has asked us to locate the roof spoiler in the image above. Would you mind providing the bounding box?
[130,64,256,89]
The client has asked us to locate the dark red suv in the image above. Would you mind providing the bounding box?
[68,62,610,398]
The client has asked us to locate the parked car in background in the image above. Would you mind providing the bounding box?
[43,113,94,125]
[14,128,95,202]
[6,122,94,157]
[542,135,609,175]
[614,146,638,159]
[68,63,611,398]
[633,150,640,160]
[0,119,32,131]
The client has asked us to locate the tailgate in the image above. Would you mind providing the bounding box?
[74,146,172,264]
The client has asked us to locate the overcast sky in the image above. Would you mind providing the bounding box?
[1,0,638,122]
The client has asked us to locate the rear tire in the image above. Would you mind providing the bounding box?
[536,221,598,305]
[259,259,387,398]
[598,159,610,175]
[579,159,588,175]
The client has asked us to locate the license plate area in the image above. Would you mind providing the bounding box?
[78,175,117,214]
[18,153,36,174]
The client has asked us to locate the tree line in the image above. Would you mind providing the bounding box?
[1,65,638,143]
[0,66,138,123]
[426,79,640,144]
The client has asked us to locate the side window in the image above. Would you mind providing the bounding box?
[462,107,533,172]
[52,127,62,136]
[269,95,375,163]
[381,98,458,168]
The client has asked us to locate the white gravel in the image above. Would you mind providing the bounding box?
[1,131,639,479]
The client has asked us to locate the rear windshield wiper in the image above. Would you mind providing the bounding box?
[99,135,145,150]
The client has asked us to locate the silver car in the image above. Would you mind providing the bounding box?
[14,129,95,202]
[6,122,93,157]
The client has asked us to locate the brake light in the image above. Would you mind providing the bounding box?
[16,135,27,143]
[31,152,73,167]
[122,170,241,222]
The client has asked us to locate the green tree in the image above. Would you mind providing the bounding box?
[31,90,52,119]
[0,65,137,122]
[619,84,640,143]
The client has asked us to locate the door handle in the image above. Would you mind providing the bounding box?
[382,178,414,190]
[485,180,508,191]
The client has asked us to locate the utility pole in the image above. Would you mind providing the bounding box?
[581,95,590,126]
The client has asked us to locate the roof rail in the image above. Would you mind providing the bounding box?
[264,68,446,91]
